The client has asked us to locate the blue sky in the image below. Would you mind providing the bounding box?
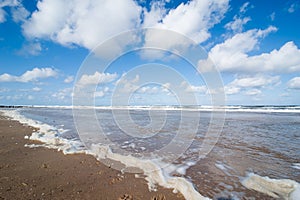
[0,0,300,106]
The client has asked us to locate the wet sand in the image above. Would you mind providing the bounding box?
[0,114,184,200]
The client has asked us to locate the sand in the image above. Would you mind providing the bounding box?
[0,114,185,200]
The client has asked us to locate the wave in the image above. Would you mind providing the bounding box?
[12,105,300,113]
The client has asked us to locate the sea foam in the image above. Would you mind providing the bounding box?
[242,173,300,200]
[1,109,85,154]
[88,144,209,200]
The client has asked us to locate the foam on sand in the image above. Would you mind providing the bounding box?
[242,173,300,200]
[1,109,85,154]
[88,144,210,200]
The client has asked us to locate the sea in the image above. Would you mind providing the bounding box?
[1,105,300,200]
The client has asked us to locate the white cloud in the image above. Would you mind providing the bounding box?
[287,77,300,89]
[17,42,42,56]
[0,67,58,82]
[0,7,5,23]
[162,82,170,89]
[20,0,229,59]
[142,1,167,28]
[52,88,73,100]
[115,74,139,93]
[22,0,142,50]
[239,2,251,13]
[288,3,299,13]
[32,87,41,92]
[143,0,229,44]
[180,81,207,94]
[186,85,207,93]
[224,16,251,33]
[229,75,280,88]
[270,12,275,21]
[225,75,280,95]
[0,0,28,23]
[11,4,30,23]
[0,1,18,7]
[245,88,262,96]
[224,85,240,95]
[94,91,105,97]
[138,86,159,94]
[161,82,171,93]
[241,41,300,73]
[77,72,117,86]
[94,87,110,97]
[64,75,74,83]
[205,27,300,73]
[20,0,229,52]
[27,95,34,100]
[140,0,229,59]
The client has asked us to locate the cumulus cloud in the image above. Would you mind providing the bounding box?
[52,88,73,100]
[21,0,229,58]
[22,0,142,50]
[0,0,28,23]
[204,26,300,73]
[138,85,160,94]
[32,87,41,92]
[224,16,251,33]
[77,72,117,86]
[0,0,14,23]
[135,83,174,95]
[94,91,105,97]
[287,77,300,89]
[181,81,207,93]
[64,75,74,83]
[11,4,30,23]
[225,75,280,95]
[224,85,240,95]
[140,0,228,59]
[224,1,252,35]
[94,87,109,98]
[229,75,280,88]
[143,0,229,45]
[0,67,58,82]
[115,74,139,93]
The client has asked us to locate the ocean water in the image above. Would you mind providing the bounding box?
[2,106,300,200]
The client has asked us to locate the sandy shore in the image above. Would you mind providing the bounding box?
[0,114,184,200]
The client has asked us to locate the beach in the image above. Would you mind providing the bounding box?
[0,114,184,200]
[1,107,299,200]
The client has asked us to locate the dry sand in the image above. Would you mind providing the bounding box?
[0,114,185,200]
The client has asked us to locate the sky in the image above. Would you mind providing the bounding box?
[0,0,300,106]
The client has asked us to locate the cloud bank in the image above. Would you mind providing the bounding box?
[22,0,229,50]
[0,68,58,82]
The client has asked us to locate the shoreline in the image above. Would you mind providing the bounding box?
[0,114,184,200]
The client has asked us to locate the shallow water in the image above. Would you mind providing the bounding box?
[11,107,300,199]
